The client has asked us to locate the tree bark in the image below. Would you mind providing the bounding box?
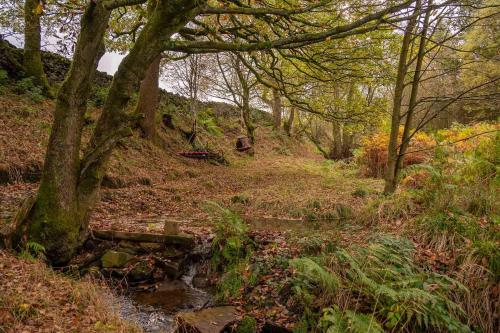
[18,1,112,264]
[136,55,161,140]
[384,0,421,194]
[17,0,200,265]
[395,1,432,173]
[23,0,53,97]
[241,89,255,144]
[272,88,282,131]
[330,121,343,159]
[284,106,295,136]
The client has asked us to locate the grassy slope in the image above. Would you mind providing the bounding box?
[0,87,382,235]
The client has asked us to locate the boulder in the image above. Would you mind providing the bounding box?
[163,246,185,259]
[101,250,133,268]
[175,306,237,333]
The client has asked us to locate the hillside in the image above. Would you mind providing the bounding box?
[1,37,497,333]
[0,42,382,235]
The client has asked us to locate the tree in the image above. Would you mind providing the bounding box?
[165,54,209,143]
[23,0,53,96]
[384,0,499,193]
[136,55,161,140]
[10,0,418,264]
[213,52,258,143]
[283,106,295,136]
[384,0,422,194]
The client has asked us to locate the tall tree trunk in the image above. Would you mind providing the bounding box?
[23,0,53,97]
[284,106,295,136]
[272,88,282,131]
[342,130,354,158]
[18,1,112,264]
[330,121,343,159]
[242,94,255,144]
[396,1,432,172]
[234,57,255,144]
[17,0,200,265]
[384,0,421,194]
[136,55,161,140]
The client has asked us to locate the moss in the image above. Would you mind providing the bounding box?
[236,316,257,333]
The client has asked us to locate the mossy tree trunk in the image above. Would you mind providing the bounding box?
[23,0,53,97]
[137,55,161,141]
[234,57,255,144]
[241,88,255,144]
[19,1,112,265]
[284,106,295,136]
[272,88,282,131]
[18,0,200,265]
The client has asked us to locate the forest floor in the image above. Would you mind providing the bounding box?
[0,87,383,236]
[0,87,389,332]
[2,86,496,333]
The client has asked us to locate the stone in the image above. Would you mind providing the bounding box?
[163,259,185,279]
[129,260,154,282]
[192,274,210,289]
[162,246,185,259]
[101,250,133,268]
[163,220,180,235]
[92,230,195,248]
[139,242,164,252]
[175,306,237,333]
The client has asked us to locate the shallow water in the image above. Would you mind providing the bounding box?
[244,216,344,233]
[120,266,211,333]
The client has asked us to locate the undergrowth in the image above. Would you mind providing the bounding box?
[204,202,255,302]
[358,130,499,332]
[289,235,471,333]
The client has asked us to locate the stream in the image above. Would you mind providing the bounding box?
[116,217,351,332]
[120,265,212,333]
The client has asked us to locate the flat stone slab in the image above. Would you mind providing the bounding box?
[92,229,195,248]
[175,306,237,333]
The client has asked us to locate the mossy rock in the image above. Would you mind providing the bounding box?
[101,250,133,268]
[129,260,154,281]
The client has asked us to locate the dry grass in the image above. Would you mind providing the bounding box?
[0,250,141,333]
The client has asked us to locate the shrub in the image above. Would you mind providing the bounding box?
[0,69,8,85]
[90,86,109,107]
[205,202,252,269]
[356,128,433,178]
[204,202,256,302]
[198,108,223,136]
[14,77,44,103]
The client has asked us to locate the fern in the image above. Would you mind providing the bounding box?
[19,241,46,261]
[290,258,339,295]
[291,235,471,332]
[319,307,384,333]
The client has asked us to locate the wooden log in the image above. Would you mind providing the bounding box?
[91,230,194,248]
